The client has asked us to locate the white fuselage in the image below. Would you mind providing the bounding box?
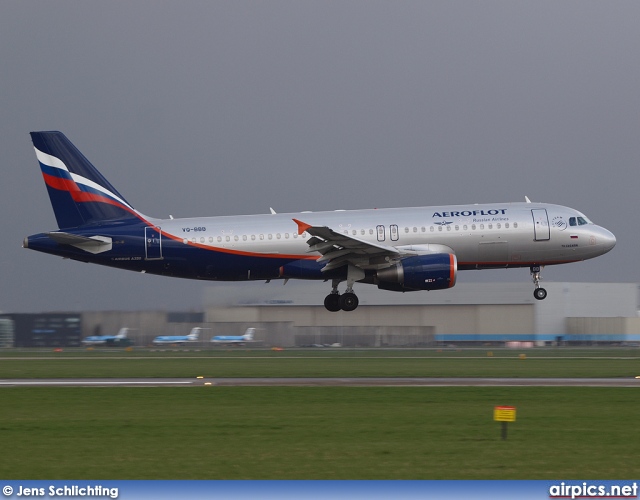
[153,201,615,269]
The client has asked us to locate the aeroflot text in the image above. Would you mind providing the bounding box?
[432,209,508,218]
[15,485,118,498]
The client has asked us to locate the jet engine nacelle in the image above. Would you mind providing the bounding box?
[376,253,457,292]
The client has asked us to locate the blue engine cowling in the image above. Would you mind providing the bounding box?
[376,253,457,292]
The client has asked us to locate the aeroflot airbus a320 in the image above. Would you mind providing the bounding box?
[24,132,616,312]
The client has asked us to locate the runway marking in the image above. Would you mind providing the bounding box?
[1,378,638,387]
[0,380,195,386]
[1,356,640,360]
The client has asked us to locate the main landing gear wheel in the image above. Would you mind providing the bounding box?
[533,287,547,301]
[324,293,341,312]
[339,292,359,312]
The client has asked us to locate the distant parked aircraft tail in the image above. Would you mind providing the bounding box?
[187,327,201,341]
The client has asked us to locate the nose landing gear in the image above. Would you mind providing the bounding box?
[530,265,547,300]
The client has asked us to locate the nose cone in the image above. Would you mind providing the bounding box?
[597,226,616,254]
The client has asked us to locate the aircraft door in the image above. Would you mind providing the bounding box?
[531,209,550,241]
[145,226,163,260]
[376,225,385,242]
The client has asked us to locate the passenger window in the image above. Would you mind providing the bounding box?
[243,235,247,241]
[514,222,518,228]
[217,236,222,242]
[260,234,264,240]
[251,235,256,241]
[505,223,509,229]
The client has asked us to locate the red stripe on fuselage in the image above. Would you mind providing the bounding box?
[43,171,141,220]
[42,172,81,192]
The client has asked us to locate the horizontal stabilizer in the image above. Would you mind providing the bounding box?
[46,232,112,254]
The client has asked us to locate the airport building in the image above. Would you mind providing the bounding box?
[200,281,640,347]
[2,282,639,348]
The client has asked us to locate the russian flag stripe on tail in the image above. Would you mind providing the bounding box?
[30,131,140,229]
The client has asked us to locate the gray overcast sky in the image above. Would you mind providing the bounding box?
[1,1,638,313]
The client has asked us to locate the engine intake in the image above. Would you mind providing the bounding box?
[376,253,457,291]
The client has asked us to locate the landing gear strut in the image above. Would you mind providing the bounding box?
[323,266,363,312]
[530,265,547,300]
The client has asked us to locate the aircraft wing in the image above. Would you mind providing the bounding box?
[293,219,400,272]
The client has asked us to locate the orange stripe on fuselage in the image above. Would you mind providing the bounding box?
[160,230,316,261]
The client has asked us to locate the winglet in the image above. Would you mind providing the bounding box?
[293,218,312,235]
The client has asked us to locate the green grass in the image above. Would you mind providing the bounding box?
[1,386,639,479]
[2,350,639,479]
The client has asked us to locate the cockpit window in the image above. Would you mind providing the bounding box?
[570,216,591,226]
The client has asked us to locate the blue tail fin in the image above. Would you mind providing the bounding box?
[30,131,139,229]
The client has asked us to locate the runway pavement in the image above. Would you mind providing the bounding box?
[1,377,639,387]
